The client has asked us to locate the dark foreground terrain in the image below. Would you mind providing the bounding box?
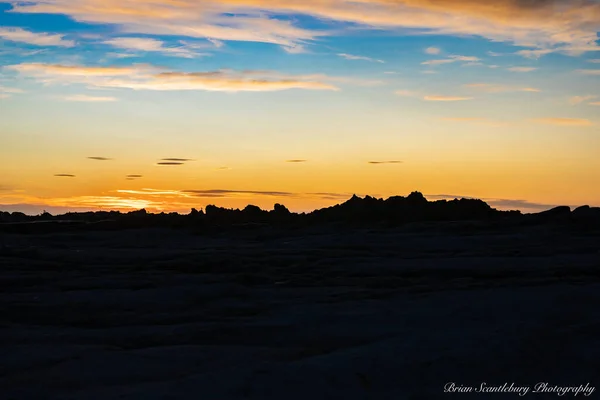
[2,219,600,399]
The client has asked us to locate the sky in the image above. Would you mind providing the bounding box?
[1,0,600,215]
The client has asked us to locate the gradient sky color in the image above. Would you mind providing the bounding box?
[1,0,600,214]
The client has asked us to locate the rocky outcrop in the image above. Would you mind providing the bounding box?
[1,192,597,233]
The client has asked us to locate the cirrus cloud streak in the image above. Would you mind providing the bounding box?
[0,27,74,47]
[5,63,340,92]
[424,95,473,102]
[532,118,593,126]
[6,0,600,55]
[64,95,118,102]
[103,37,202,58]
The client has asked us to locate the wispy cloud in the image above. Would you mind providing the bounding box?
[465,83,541,93]
[532,118,593,127]
[6,63,340,92]
[54,174,76,178]
[184,189,295,198]
[515,48,554,59]
[426,194,559,213]
[8,4,323,51]
[338,53,384,63]
[368,160,403,164]
[0,46,47,58]
[462,62,484,67]
[282,44,307,54]
[156,158,194,166]
[117,189,192,197]
[590,102,600,106]
[507,67,538,72]
[7,63,139,77]
[0,27,74,47]
[576,69,600,75]
[88,157,113,161]
[422,55,479,66]
[179,189,357,202]
[63,95,118,102]
[105,52,138,59]
[207,38,224,48]
[286,159,307,163]
[424,95,473,102]
[0,85,24,99]
[0,86,25,94]
[421,59,455,66]
[452,56,480,62]
[104,37,202,58]
[424,47,441,55]
[9,0,600,55]
[49,196,155,211]
[113,188,358,204]
[396,90,473,102]
[486,199,558,212]
[568,95,597,105]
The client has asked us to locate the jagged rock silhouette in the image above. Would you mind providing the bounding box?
[1,192,599,233]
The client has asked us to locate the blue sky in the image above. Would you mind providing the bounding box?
[0,0,599,214]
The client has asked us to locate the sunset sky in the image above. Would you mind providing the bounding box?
[1,0,600,214]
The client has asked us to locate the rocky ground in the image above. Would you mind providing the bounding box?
[1,223,600,399]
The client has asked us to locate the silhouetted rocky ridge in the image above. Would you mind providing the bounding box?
[1,191,599,233]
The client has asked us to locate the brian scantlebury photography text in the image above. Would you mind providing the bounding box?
[444,382,596,396]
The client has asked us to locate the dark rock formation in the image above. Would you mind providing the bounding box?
[0,192,598,234]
